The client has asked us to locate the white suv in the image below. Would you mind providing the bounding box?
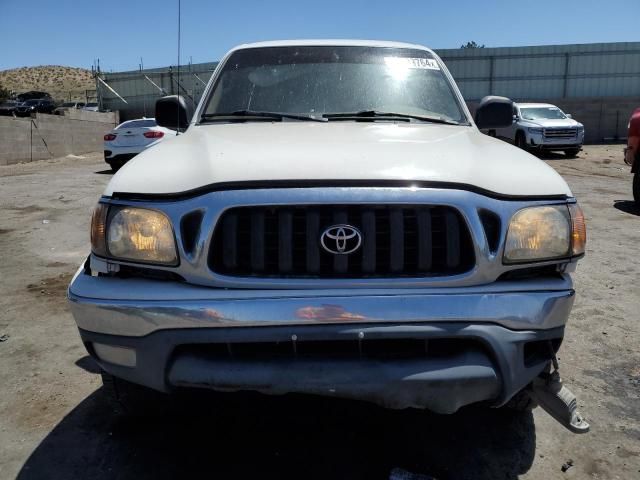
[489,103,585,157]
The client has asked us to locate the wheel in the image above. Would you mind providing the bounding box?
[564,148,580,158]
[487,130,496,137]
[108,160,123,172]
[515,131,527,150]
[633,173,640,205]
[504,387,538,412]
[101,371,171,416]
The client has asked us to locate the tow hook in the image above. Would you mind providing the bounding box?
[530,352,590,434]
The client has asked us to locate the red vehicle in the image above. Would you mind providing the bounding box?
[625,107,640,204]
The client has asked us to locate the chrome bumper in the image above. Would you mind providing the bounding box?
[68,268,574,337]
[69,269,574,411]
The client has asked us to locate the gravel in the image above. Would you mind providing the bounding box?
[0,146,638,479]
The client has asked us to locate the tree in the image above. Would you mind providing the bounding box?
[0,84,10,102]
[460,41,485,49]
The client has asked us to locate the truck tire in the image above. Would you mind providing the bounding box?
[564,148,580,158]
[101,371,171,416]
[515,131,527,151]
[633,173,640,205]
[504,387,538,412]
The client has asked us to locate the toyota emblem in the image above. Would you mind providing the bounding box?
[320,224,362,255]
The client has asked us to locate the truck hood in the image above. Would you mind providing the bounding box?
[105,122,572,197]
[525,118,582,128]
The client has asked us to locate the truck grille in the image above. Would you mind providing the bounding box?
[543,128,577,139]
[209,205,475,278]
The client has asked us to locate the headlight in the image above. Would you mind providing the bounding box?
[107,207,178,264]
[90,204,178,265]
[504,204,585,263]
[528,127,543,134]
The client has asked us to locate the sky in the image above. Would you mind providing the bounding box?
[1,0,639,71]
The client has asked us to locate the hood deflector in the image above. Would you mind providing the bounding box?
[109,179,570,203]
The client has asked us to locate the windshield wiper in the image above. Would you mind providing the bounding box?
[201,110,326,123]
[323,110,461,125]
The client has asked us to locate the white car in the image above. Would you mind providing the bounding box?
[103,118,177,171]
[489,103,585,157]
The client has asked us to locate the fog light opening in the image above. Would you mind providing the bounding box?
[523,338,561,368]
[93,343,137,368]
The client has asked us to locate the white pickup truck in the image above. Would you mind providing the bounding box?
[68,40,588,432]
[488,102,585,157]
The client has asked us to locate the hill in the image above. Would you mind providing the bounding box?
[0,66,94,102]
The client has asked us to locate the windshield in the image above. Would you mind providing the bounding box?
[520,107,566,120]
[117,119,157,129]
[24,100,40,106]
[202,46,467,123]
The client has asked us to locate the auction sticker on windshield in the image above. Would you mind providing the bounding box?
[384,57,440,70]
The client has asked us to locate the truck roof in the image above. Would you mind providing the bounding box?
[516,103,559,108]
[231,39,436,54]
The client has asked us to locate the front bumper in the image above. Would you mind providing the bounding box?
[104,144,147,159]
[69,269,574,413]
[527,132,584,150]
[536,144,583,151]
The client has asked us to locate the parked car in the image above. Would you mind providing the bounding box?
[14,98,56,116]
[624,107,640,204]
[82,102,100,112]
[69,40,589,433]
[488,103,585,157]
[53,101,86,115]
[0,100,20,116]
[16,91,52,102]
[103,118,177,171]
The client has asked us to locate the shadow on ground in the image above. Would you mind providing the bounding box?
[95,169,113,175]
[532,150,575,161]
[613,200,640,216]
[17,384,536,480]
[74,356,102,374]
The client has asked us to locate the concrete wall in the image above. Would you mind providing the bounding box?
[466,96,640,143]
[0,111,118,165]
[65,109,119,124]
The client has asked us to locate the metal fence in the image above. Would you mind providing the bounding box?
[438,42,640,101]
[98,62,218,120]
[97,42,640,140]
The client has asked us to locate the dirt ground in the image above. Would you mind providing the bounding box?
[0,146,638,480]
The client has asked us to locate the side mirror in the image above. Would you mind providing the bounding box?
[475,96,514,129]
[565,113,572,119]
[156,95,191,130]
